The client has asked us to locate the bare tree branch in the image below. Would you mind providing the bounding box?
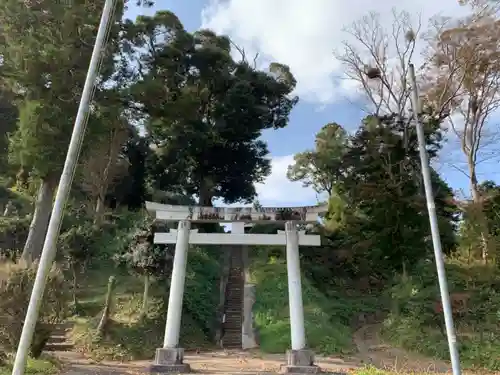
[335,10,422,116]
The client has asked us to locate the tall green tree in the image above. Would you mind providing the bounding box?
[324,115,457,277]
[460,181,500,261]
[0,0,128,261]
[287,122,347,196]
[302,115,456,276]
[124,12,298,205]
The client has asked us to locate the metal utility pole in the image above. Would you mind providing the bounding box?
[408,63,462,375]
[11,0,116,374]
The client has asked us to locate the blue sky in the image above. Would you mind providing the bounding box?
[125,0,499,207]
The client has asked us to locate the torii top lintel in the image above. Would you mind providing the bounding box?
[145,201,327,223]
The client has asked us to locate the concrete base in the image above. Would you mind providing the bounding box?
[281,349,321,374]
[149,348,191,374]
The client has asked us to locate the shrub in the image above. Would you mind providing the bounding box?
[182,246,221,340]
[0,216,31,259]
[0,260,69,357]
[382,260,500,370]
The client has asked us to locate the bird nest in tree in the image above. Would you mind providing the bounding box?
[366,67,381,79]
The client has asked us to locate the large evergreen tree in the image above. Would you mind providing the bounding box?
[0,0,129,261]
[123,12,298,205]
[291,115,458,280]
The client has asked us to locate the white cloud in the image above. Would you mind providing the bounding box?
[212,155,322,207]
[255,155,323,206]
[201,0,471,104]
[218,156,321,230]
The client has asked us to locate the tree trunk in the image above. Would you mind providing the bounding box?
[94,193,106,225]
[140,274,150,319]
[72,264,79,307]
[21,178,56,264]
[198,177,214,207]
[3,200,15,216]
[469,167,491,264]
[97,275,116,336]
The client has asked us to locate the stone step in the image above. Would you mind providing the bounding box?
[46,335,69,344]
[225,323,242,327]
[223,266,243,350]
[223,344,242,349]
[225,311,242,316]
[223,339,242,345]
[224,336,241,345]
[42,322,74,353]
[44,343,74,352]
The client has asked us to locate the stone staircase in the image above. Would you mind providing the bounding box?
[44,322,74,352]
[221,247,243,349]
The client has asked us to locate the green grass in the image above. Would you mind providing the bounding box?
[381,261,500,371]
[70,246,220,361]
[251,258,353,355]
[0,356,60,375]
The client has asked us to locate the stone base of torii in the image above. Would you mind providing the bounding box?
[145,202,326,374]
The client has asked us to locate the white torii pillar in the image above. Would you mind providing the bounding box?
[150,220,193,373]
[285,221,306,350]
[281,221,319,373]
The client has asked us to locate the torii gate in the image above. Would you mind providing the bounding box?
[146,201,326,374]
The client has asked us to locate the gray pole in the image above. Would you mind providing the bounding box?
[11,0,116,374]
[408,63,462,375]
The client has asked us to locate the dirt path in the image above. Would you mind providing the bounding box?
[55,324,454,374]
[353,324,451,373]
[55,350,360,375]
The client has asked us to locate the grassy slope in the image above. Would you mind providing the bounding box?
[250,254,500,371]
[382,261,500,371]
[71,246,220,360]
[251,258,353,355]
[0,357,60,375]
